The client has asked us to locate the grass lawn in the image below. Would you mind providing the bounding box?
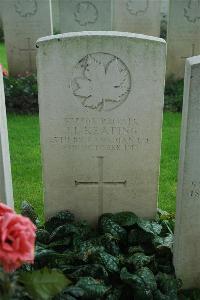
[7,112,181,220]
[0,42,8,70]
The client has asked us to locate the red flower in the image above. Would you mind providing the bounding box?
[0,64,8,77]
[0,203,14,217]
[0,211,36,272]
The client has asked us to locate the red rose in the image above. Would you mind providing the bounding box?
[0,213,36,272]
[0,64,8,77]
[0,203,14,217]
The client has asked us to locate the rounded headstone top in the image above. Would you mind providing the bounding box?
[36,31,166,46]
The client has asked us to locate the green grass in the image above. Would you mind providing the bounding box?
[0,42,8,70]
[7,115,43,219]
[7,112,181,220]
[159,112,181,214]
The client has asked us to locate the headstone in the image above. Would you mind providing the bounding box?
[59,0,112,33]
[160,0,169,36]
[52,0,60,34]
[112,0,161,37]
[174,56,200,288]
[0,1,3,37]
[0,67,13,208]
[37,32,166,223]
[167,0,200,79]
[2,0,53,76]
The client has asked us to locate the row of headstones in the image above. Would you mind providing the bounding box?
[1,0,200,78]
[0,31,200,288]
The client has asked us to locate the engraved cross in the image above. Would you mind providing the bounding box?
[19,38,36,70]
[75,156,127,214]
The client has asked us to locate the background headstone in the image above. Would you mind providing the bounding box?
[37,32,166,223]
[59,0,112,33]
[0,67,13,208]
[174,56,200,289]
[52,0,60,34]
[160,0,169,38]
[2,0,53,76]
[112,0,161,37]
[167,0,200,79]
[0,1,3,39]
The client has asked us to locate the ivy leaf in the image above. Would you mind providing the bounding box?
[21,200,39,225]
[153,234,174,253]
[20,268,71,300]
[54,286,84,300]
[137,218,162,236]
[120,267,157,298]
[76,277,111,299]
[70,264,108,280]
[95,251,120,273]
[126,252,153,269]
[45,211,75,233]
[99,216,127,242]
[111,211,138,227]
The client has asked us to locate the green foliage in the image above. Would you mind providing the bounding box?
[1,209,200,299]
[76,277,111,299]
[21,200,40,225]
[20,268,71,300]
[164,77,184,112]
[3,75,38,114]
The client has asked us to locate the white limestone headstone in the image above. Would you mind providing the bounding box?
[59,0,112,33]
[0,67,13,208]
[2,0,53,76]
[112,0,161,37]
[37,32,166,223]
[167,0,200,79]
[174,56,200,288]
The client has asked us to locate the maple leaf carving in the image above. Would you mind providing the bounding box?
[184,0,200,23]
[15,0,37,17]
[73,55,130,110]
[127,0,149,16]
[74,1,98,26]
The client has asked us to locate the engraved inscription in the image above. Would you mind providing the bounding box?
[75,156,126,214]
[126,0,149,16]
[49,117,150,152]
[15,0,37,17]
[184,0,200,23]
[72,53,131,111]
[74,1,98,26]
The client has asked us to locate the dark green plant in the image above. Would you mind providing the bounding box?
[3,75,38,114]
[164,76,184,112]
[0,204,199,299]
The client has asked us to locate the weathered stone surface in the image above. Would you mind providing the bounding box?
[2,0,53,76]
[160,0,169,33]
[112,0,161,37]
[0,68,13,207]
[167,0,200,78]
[174,56,200,288]
[59,0,111,33]
[52,0,60,34]
[37,32,166,223]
